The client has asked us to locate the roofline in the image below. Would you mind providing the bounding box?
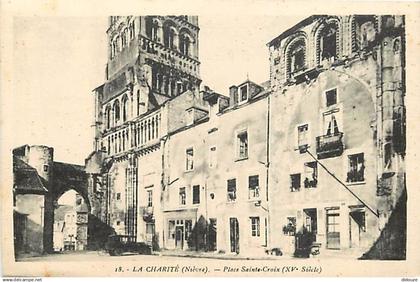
[267,15,323,47]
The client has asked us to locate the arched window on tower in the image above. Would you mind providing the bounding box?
[111,39,117,58]
[319,22,339,62]
[122,95,129,122]
[179,33,191,56]
[164,25,176,49]
[122,29,128,48]
[287,39,306,77]
[129,21,135,40]
[115,36,121,52]
[113,100,120,124]
[146,17,159,41]
[105,105,111,129]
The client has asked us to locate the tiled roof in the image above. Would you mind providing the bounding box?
[13,156,48,194]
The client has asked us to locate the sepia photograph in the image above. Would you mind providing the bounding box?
[1,0,420,278]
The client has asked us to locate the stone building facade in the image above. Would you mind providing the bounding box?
[87,15,406,259]
[12,145,90,255]
[267,15,405,258]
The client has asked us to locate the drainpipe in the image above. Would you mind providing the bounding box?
[265,93,271,248]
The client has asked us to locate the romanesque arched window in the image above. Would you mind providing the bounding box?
[111,39,118,58]
[318,22,339,62]
[105,105,111,129]
[129,21,135,40]
[163,23,176,49]
[115,36,121,52]
[179,32,192,56]
[113,100,120,123]
[122,95,129,122]
[287,38,306,77]
[122,29,128,48]
[146,17,159,41]
[137,90,141,116]
[352,16,377,51]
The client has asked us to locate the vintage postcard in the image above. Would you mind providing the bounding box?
[1,0,420,278]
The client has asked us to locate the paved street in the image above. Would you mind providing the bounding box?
[16,249,359,262]
[16,250,281,262]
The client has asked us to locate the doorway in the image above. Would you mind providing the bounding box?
[175,225,184,249]
[349,209,366,248]
[326,209,340,249]
[229,217,239,254]
[303,208,317,234]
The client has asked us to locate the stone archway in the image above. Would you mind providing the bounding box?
[43,162,89,253]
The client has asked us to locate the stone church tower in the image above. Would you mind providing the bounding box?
[86,16,202,247]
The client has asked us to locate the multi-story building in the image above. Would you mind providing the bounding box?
[267,15,405,258]
[87,15,406,259]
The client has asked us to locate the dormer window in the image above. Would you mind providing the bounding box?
[239,85,248,103]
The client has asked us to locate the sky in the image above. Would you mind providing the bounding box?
[11,15,302,165]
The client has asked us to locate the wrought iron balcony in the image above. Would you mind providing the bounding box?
[316,132,344,159]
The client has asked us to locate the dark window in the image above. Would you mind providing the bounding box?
[43,165,49,172]
[227,179,236,202]
[122,96,129,122]
[113,100,120,121]
[137,90,141,115]
[179,34,191,56]
[129,22,135,40]
[192,185,200,204]
[354,16,376,51]
[326,88,337,107]
[304,162,318,188]
[106,106,111,129]
[289,40,306,75]
[239,85,248,102]
[116,193,121,200]
[274,57,281,65]
[179,187,186,205]
[320,24,338,60]
[248,175,260,199]
[146,17,158,41]
[186,148,194,171]
[290,174,301,192]
[347,153,365,183]
[164,26,175,49]
[237,131,248,159]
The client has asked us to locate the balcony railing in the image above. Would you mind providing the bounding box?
[316,132,344,159]
[139,36,200,78]
[104,110,161,157]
